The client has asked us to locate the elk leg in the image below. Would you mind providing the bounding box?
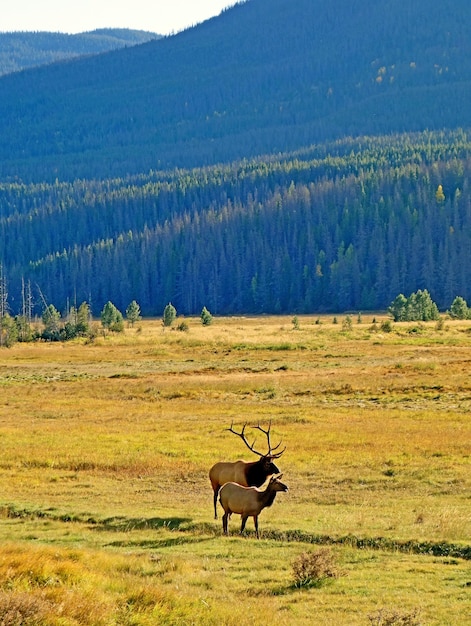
[214,488,219,519]
[240,515,248,534]
[222,512,229,535]
[253,516,259,539]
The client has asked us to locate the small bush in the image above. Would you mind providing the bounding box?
[368,607,422,625]
[0,591,49,625]
[380,320,393,333]
[342,315,352,331]
[407,324,424,335]
[292,548,340,588]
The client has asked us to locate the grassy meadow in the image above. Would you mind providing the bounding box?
[0,314,470,625]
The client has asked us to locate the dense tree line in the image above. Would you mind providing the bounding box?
[1,130,470,317]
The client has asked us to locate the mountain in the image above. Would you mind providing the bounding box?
[1,0,471,319]
[0,0,469,182]
[0,29,161,77]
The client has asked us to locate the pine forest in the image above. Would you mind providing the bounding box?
[1,130,470,318]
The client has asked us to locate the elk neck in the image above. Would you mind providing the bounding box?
[245,456,278,487]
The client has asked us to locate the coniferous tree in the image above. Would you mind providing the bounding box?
[449,296,469,319]
[200,306,213,326]
[414,289,440,321]
[126,300,141,326]
[76,302,92,335]
[42,304,61,340]
[0,313,17,348]
[435,184,445,203]
[111,311,125,333]
[101,301,124,332]
[15,315,34,343]
[163,302,177,327]
[388,294,408,321]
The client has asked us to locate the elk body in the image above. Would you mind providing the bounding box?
[219,474,288,538]
[209,422,285,519]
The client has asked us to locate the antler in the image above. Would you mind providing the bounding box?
[227,421,286,458]
[252,421,286,458]
[227,421,264,456]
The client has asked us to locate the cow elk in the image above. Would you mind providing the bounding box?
[209,421,285,518]
[219,473,288,538]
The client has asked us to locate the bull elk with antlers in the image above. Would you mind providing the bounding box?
[209,421,285,519]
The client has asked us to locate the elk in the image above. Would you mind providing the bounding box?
[219,473,288,538]
[209,421,285,519]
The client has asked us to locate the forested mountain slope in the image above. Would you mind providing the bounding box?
[0,29,160,77]
[2,131,470,316]
[1,0,471,318]
[0,0,469,182]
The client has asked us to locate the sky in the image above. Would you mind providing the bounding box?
[1,0,239,35]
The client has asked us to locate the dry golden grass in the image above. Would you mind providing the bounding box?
[0,315,470,624]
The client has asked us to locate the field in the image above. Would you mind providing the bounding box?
[0,314,470,625]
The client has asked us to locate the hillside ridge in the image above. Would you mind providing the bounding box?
[0,29,161,77]
[0,0,469,181]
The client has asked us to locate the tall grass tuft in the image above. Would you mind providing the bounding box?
[368,607,422,625]
[291,548,341,588]
[0,591,49,626]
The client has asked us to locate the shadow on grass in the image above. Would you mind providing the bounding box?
[91,516,192,533]
[105,535,214,549]
[253,578,335,597]
[260,529,471,560]
[92,516,218,548]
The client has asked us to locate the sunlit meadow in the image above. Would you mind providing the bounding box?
[0,315,470,624]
